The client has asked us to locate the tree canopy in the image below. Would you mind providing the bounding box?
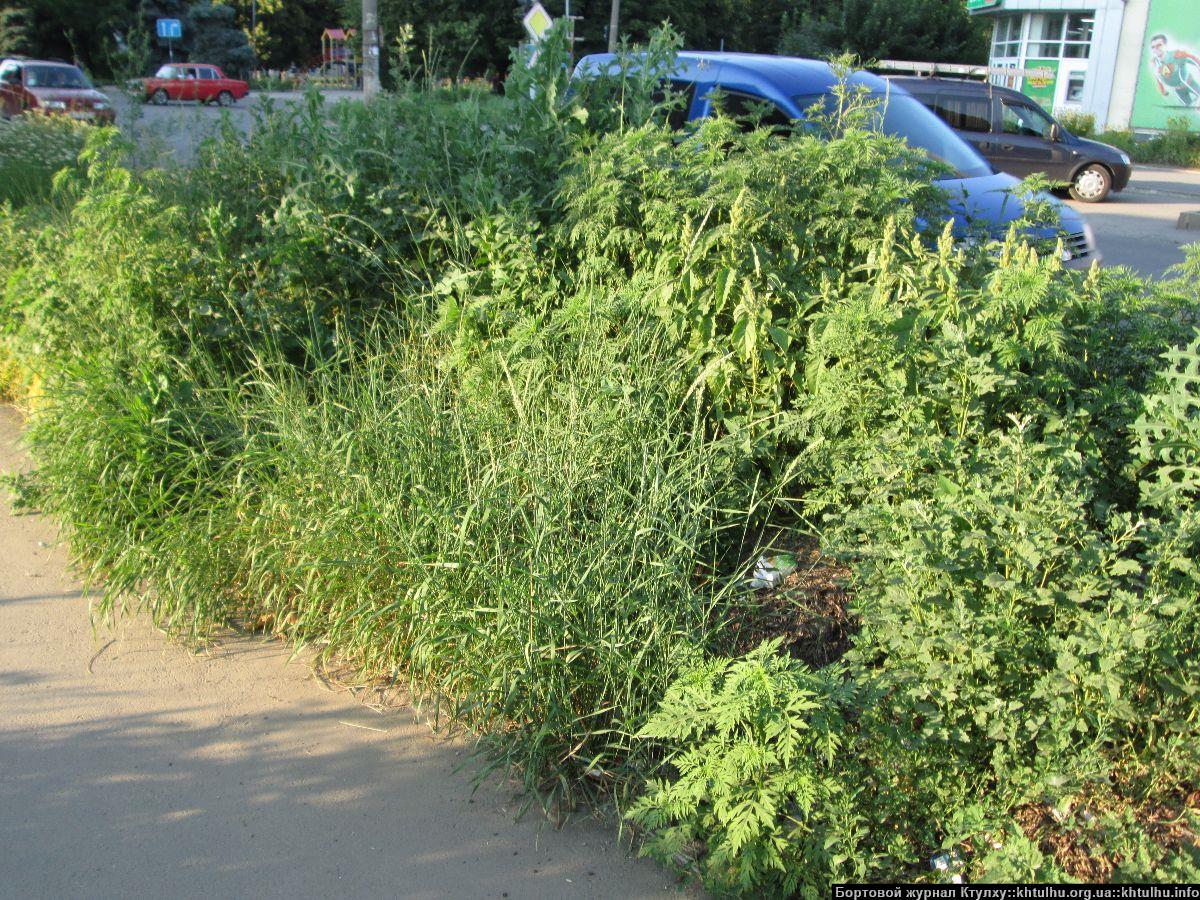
[778,0,988,64]
[8,0,988,80]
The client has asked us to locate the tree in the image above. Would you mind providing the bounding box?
[25,0,135,71]
[777,0,988,65]
[224,0,342,71]
[340,0,523,82]
[538,0,788,60]
[0,4,32,56]
[186,3,255,73]
[7,0,985,83]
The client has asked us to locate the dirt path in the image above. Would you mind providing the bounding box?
[0,406,684,899]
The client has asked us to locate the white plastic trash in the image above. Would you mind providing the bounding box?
[744,553,798,590]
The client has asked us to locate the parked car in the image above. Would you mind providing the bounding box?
[0,58,115,123]
[573,52,1098,266]
[142,64,250,106]
[887,76,1131,203]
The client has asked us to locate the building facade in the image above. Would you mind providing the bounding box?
[969,0,1200,131]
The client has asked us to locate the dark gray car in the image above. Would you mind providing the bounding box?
[888,76,1132,202]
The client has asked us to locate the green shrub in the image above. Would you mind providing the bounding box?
[629,641,859,897]
[0,115,89,206]
[632,241,1200,889]
[1096,117,1200,169]
[1056,110,1095,138]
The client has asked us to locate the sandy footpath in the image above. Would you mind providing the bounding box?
[0,406,685,899]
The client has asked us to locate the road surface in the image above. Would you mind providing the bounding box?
[1067,165,1200,279]
[110,88,358,167]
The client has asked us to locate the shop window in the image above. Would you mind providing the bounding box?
[1025,11,1094,60]
[1031,14,1065,58]
[992,16,1021,58]
[1063,14,1094,58]
[989,62,1021,91]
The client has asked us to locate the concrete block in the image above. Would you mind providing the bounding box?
[1178,211,1200,231]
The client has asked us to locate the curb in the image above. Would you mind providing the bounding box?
[1178,211,1200,231]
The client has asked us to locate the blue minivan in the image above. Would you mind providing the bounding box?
[572,52,1098,267]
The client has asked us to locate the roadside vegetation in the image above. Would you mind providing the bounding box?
[1060,111,1200,170]
[0,114,87,206]
[2,29,1198,894]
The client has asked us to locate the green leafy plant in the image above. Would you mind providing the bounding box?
[629,641,859,897]
[1133,333,1200,508]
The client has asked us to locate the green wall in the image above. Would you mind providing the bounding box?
[1132,0,1200,130]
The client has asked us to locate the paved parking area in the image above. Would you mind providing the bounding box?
[110,88,360,167]
[1066,166,1200,279]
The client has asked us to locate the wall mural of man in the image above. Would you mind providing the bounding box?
[1148,32,1200,108]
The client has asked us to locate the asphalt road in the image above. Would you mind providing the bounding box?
[0,409,688,899]
[109,87,360,167]
[1066,165,1200,279]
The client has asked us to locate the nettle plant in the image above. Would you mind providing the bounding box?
[628,641,861,898]
[1134,333,1200,508]
[438,61,958,469]
[631,236,1200,890]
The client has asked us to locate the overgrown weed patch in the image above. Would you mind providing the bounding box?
[1,30,1198,893]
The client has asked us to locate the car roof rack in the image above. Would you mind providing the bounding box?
[873,59,1055,81]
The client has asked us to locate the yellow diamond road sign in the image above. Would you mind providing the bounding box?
[523,2,554,41]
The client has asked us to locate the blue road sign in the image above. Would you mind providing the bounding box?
[156,18,182,39]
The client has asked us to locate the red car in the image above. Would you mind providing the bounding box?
[0,58,115,123]
[143,63,249,106]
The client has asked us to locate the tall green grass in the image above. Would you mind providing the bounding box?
[0,116,89,207]
[28,315,778,806]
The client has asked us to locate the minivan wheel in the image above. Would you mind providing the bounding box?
[1070,164,1111,203]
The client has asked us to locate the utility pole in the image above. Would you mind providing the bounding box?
[362,0,380,98]
[607,0,619,53]
[564,0,582,69]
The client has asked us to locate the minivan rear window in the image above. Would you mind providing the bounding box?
[712,89,793,133]
[931,94,991,134]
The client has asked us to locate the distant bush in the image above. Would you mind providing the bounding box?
[0,115,89,206]
[1096,117,1200,169]
[1055,109,1095,137]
